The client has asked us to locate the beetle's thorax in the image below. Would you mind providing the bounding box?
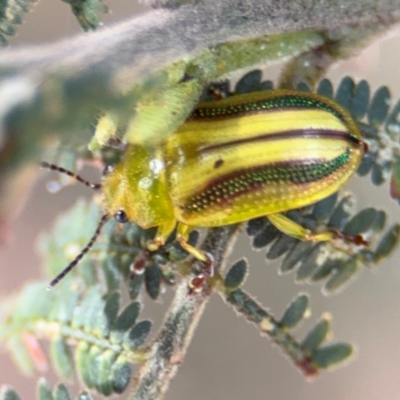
[101,144,175,228]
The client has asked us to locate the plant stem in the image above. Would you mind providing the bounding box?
[129,225,240,400]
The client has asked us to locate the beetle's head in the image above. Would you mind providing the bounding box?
[101,163,137,225]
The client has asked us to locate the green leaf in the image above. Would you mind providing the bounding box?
[296,243,325,282]
[375,224,400,261]
[110,356,132,394]
[368,86,391,127]
[267,234,298,260]
[37,379,54,400]
[53,384,71,400]
[50,336,74,379]
[359,122,379,139]
[343,207,379,235]
[312,343,353,368]
[324,257,361,294]
[235,70,262,93]
[110,301,141,344]
[335,76,355,112]
[123,321,152,351]
[224,259,248,290]
[370,210,387,232]
[311,259,337,281]
[312,193,338,222]
[129,274,145,300]
[258,80,273,91]
[317,79,333,98]
[7,336,35,376]
[96,349,118,396]
[385,97,400,134]
[103,292,121,335]
[246,217,267,236]
[371,162,386,186]
[86,345,103,389]
[301,318,330,351]
[75,342,93,389]
[0,387,22,400]
[252,221,280,248]
[63,0,109,31]
[350,80,369,119]
[280,294,309,329]
[280,241,313,273]
[328,194,355,229]
[145,263,163,300]
[296,82,310,92]
[102,256,122,292]
[357,151,375,176]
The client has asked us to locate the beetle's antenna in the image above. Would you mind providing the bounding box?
[40,161,102,190]
[47,214,109,290]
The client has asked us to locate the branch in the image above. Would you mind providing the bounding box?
[222,289,353,377]
[1,0,400,133]
[129,225,240,400]
[224,288,319,376]
[4,1,400,76]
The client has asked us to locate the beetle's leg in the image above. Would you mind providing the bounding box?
[147,220,177,251]
[176,223,208,261]
[267,213,335,242]
[267,213,367,245]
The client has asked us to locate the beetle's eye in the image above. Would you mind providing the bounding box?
[103,165,114,176]
[115,210,128,223]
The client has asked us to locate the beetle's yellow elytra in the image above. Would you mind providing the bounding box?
[102,90,363,233]
[166,90,363,227]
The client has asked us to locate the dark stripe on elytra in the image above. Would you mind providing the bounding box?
[182,149,351,212]
[191,95,346,124]
[200,129,361,154]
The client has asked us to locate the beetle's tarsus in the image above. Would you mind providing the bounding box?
[332,230,369,246]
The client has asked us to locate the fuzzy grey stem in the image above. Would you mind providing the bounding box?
[278,23,397,89]
[1,0,400,131]
[3,1,400,76]
[129,225,240,400]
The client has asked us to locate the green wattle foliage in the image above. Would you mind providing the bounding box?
[247,191,399,294]
[0,279,151,396]
[0,0,39,46]
[0,0,108,47]
[2,72,400,398]
[61,0,108,31]
[0,379,95,400]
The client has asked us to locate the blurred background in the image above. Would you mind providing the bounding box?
[2,2,400,399]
